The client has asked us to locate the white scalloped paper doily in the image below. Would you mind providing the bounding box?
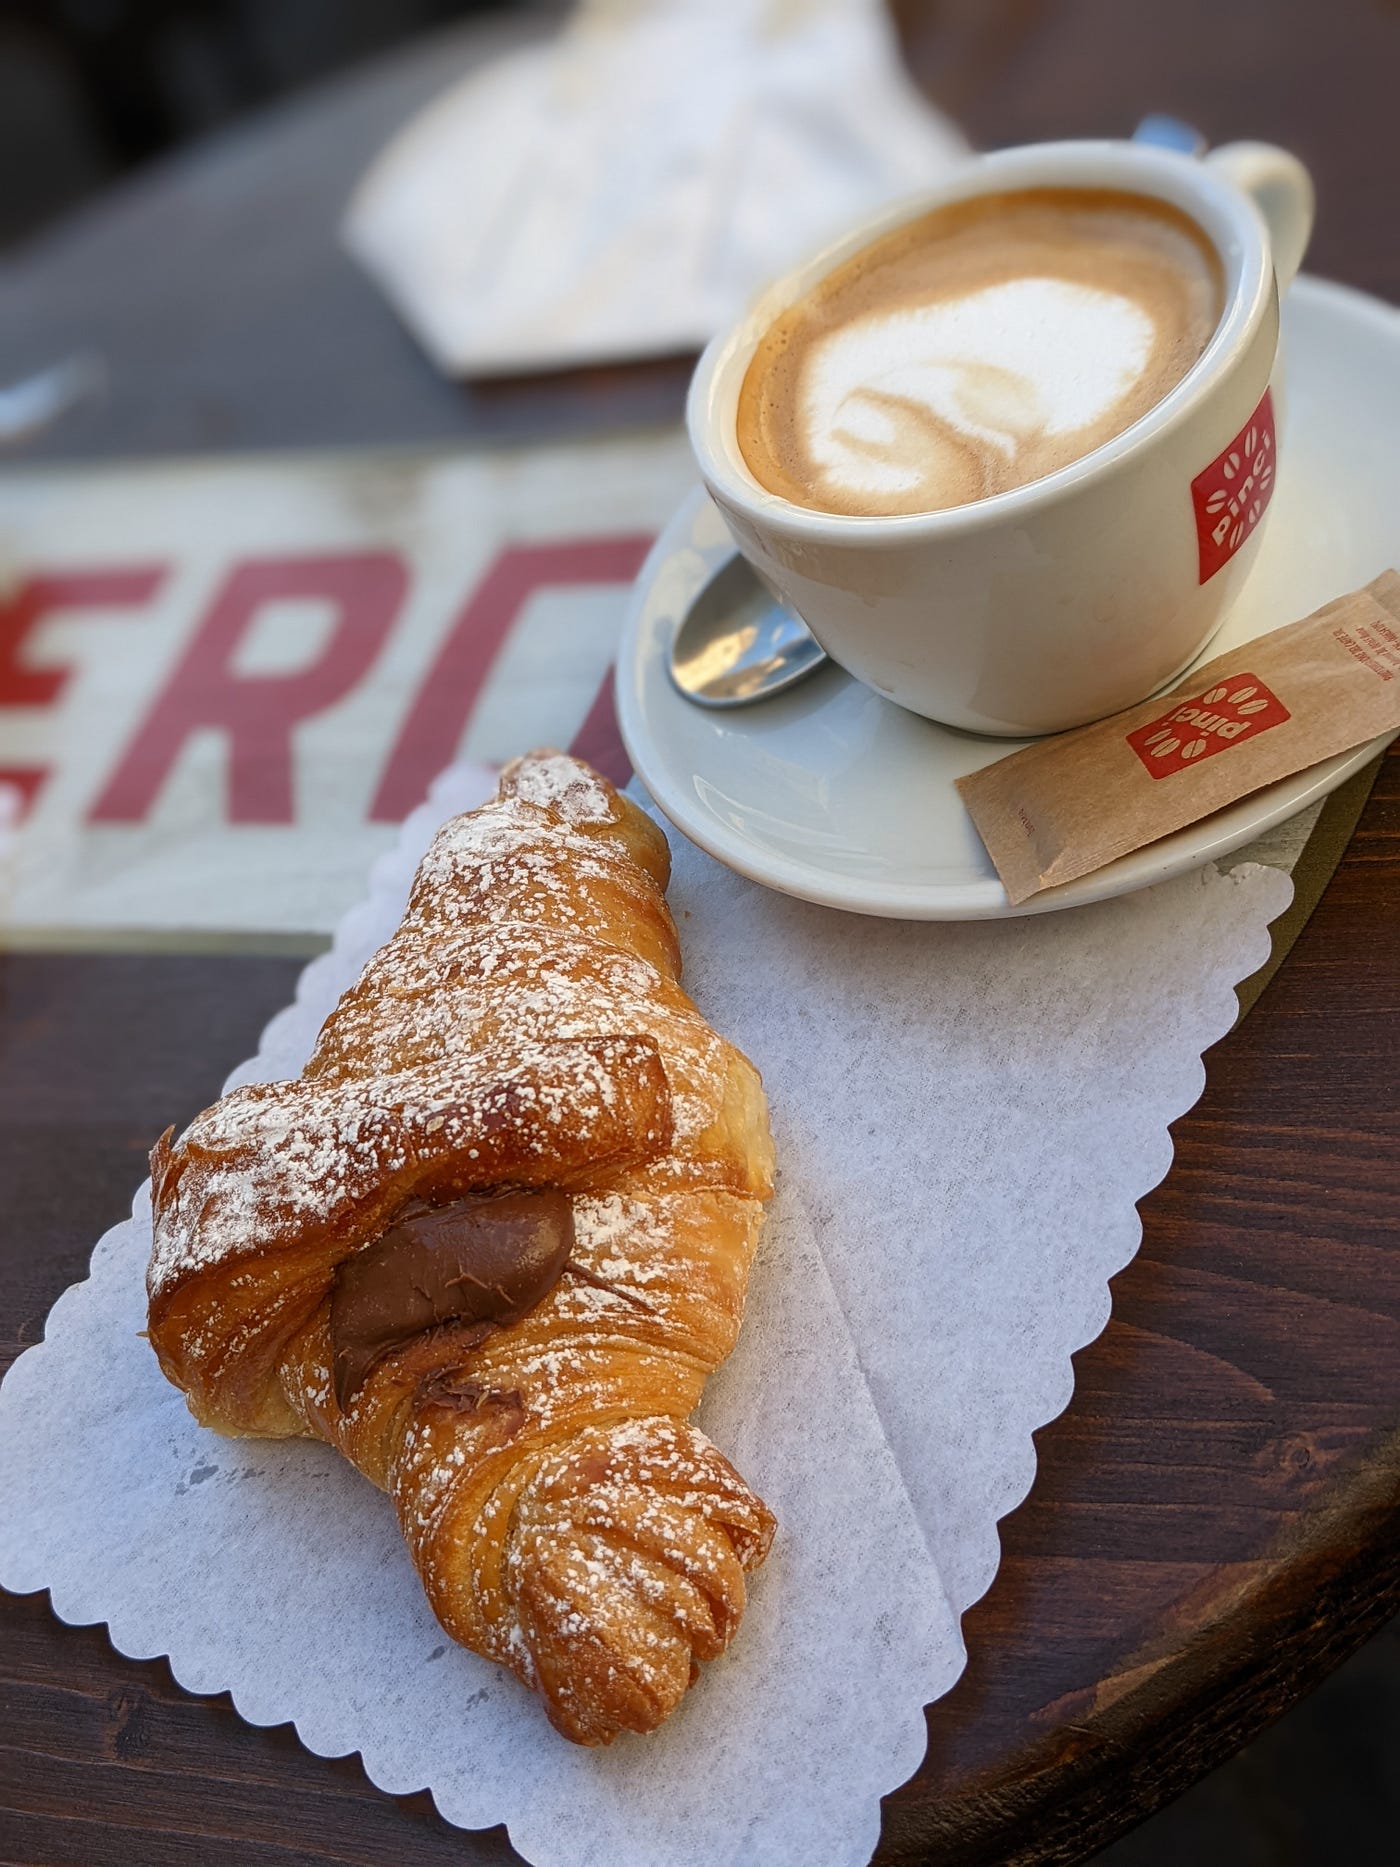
[0,760,1291,1867]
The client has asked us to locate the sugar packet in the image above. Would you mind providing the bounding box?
[957,571,1400,904]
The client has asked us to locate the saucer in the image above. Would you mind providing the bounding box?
[616,275,1400,918]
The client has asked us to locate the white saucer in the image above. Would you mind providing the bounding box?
[616,275,1400,919]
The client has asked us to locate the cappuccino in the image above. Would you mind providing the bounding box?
[737,188,1224,518]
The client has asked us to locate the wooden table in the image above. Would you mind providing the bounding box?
[3,3,1399,1862]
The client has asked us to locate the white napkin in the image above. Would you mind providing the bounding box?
[343,0,969,376]
[0,758,1292,1867]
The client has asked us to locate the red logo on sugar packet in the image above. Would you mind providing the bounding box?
[1127,674,1291,778]
[1191,389,1276,584]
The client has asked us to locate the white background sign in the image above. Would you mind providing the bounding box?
[0,431,695,945]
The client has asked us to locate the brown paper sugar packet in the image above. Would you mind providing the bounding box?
[956,571,1400,905]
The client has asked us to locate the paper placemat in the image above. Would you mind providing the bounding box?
[0,762,1292,1867]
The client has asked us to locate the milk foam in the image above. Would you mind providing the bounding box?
[736,188,1225,516]
[802,279,1155,504]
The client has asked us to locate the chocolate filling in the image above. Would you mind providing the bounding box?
[329,1187,573,1410]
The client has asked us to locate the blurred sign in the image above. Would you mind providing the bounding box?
[0,430,696,947]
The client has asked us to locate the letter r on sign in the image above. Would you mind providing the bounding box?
[91,553,406,824]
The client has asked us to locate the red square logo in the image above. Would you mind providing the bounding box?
[1191,389,1276,584]
[1127,673,1290,778]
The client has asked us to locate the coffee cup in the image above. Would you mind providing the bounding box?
[687,137,1313,735]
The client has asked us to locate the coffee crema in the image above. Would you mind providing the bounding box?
[736,188,1225,518]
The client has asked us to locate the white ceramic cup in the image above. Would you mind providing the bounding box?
[687,138,1314,735]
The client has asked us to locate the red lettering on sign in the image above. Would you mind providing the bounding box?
[0,566,167,706]
[369,537,652,822]
[91,553,406,824]
[567,670,632,788]
[0,767,48,822]
[0,565,167,814]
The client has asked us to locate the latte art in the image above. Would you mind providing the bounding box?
[738,190,1224,517]
[805,279,1155,504]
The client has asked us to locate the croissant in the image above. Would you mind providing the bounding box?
[146,751,776,1744]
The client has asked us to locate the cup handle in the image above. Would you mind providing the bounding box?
[1204,141,1315,294]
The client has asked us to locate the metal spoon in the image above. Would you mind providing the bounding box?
[668,554,828,707]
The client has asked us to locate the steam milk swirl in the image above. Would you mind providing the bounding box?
[737,189,1225,518]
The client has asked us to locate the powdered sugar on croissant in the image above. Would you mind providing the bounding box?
[147,751,775,1743]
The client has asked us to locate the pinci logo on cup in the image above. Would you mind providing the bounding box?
[687,136,1314,736]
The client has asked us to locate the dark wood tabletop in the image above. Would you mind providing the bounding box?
[4,2,1400,1863]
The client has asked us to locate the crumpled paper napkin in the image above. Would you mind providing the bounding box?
[344,0,968,376]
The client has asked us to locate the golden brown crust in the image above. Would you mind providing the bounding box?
[146,751,775,1742]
